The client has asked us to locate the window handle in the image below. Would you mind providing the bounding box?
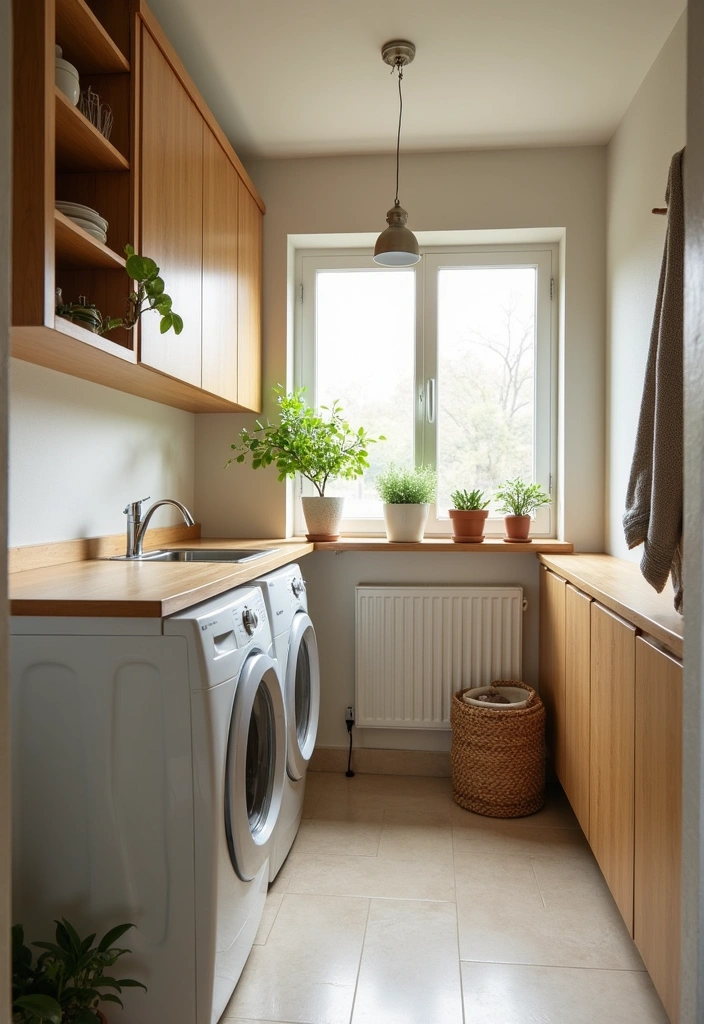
[425,378,436,424]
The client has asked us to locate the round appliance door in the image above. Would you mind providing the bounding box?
[225,652,285,881]
[285,612,320,781]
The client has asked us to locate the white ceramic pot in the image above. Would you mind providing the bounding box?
[382,502,430,543]
[55,47,80,105]
[301,496,344,541]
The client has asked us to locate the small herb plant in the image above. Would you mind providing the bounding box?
[495,478,551,517]
[12,918,146,1024]
[376,465,436,504]
[99,245,183,336]
[227,386,383,497]
[450,488,490,512]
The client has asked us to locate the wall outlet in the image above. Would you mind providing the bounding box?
[345,706,355,723]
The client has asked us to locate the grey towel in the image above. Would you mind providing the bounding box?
[623,149,684,614]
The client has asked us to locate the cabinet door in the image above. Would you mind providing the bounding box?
[202,128,239,402]
[564,584,591,838]
[634,637,682,1023]
[539,567,566,781]
[590,602,636,932]
[236,183,262,411]
[140,28,203,387]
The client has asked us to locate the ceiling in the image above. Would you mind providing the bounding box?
[145,0,685,160]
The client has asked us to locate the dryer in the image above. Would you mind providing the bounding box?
[254,563,320,880]
[12,585,285,1024]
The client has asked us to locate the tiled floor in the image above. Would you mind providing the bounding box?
[224,772,669,1024]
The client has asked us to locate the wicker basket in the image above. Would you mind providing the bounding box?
[450,680,546,818]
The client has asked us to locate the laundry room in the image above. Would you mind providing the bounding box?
[1,0,700,1023]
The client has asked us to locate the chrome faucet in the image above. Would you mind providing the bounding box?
[123,497,195,558]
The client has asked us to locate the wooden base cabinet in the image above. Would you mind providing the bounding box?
[634,637,682,1023]
[539,567,566,780]
[563,583,591,837]
[589,602,636,932]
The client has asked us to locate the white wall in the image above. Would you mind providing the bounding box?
[605,14,687,558]
[195,145,606,749]
[9,361,195,546]
[197,145,607,547]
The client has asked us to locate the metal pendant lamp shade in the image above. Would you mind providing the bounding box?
[373,40,421,268]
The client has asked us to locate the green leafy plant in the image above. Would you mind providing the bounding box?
[12,919,146,1024]
[450,488,490,511]
[227,386,384,497]
[98,245,183,336]
[494,478,551,516]
[376,464,436,504]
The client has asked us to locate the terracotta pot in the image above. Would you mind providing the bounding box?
[96,1011,108,1024]
[382,502,430,543]
[503,514,531,542]
[449,508,489,543]
[301,495,344,541]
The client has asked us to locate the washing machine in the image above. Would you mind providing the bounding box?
[11,585,285,1024]
[254,563,320,880]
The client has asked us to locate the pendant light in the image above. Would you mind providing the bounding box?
[373,40,421,267]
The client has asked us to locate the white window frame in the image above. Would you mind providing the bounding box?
[295,243,558,538]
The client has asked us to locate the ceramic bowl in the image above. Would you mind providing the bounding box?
[55,57,80,105]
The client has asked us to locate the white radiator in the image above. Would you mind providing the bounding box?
[355,586,523,729]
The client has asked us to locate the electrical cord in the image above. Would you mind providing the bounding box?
[345,708,355,777]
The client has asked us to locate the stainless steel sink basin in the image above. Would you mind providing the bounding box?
[112,548,278,563]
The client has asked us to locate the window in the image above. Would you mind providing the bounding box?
[296,244,557,536]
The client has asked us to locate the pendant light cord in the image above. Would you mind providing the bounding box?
[394,63,404,206]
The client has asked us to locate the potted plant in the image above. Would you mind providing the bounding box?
[12,918,146,1023]
[227,386,383,541]
[449,488,491,543]
[494,477,551,542]
[376,464,436,542]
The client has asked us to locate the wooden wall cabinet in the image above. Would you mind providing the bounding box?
[12,0,265,414]
[634,637,682,1024]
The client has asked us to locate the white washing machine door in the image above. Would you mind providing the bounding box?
[285,612,320,781]
[225,652,285,881]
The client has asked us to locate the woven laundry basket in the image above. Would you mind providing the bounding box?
[450,680,546,818]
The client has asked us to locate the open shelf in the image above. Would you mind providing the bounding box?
[56,0,130,74]
[55,87,129,172]
[55,209,126,270]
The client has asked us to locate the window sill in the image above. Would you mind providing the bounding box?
[307,537,574,553]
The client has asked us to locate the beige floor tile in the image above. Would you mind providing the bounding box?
[452,819,591,864]
[287,849,456,902]
[314,773,453,819]
[351,900,464,1024]
[226,1019,302,1023]
[253,891,283,945]
[289,817,382,858]
[461,962,669,1023]
[224,893,369,1024]
[456,876,644,970]
[301,772,328,819]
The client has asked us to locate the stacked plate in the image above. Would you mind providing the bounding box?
[56,201,108,244]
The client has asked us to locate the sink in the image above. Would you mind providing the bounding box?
[112,548,278,563]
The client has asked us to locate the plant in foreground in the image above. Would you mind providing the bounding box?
[227,386,383,497]
[99,245,183,335]
[12,918,146,1023]
[450,488,490,511]
[376,464,436,504]
[494,478,551,517]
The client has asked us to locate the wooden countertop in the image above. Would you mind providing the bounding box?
[539,553,683,659]
[314,538,574,553]
[8,533,571,617]
[9,540,314,618]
